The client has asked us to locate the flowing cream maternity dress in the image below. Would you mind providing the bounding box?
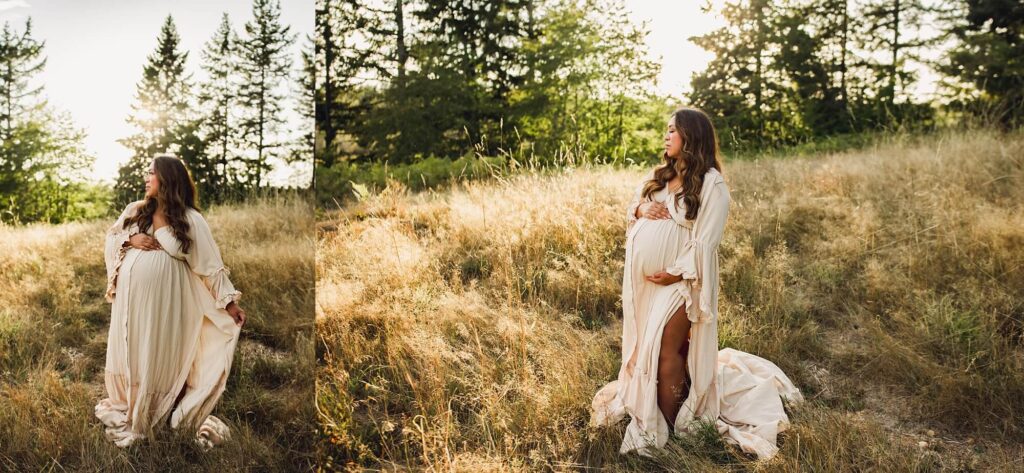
[592,168,804,459]
[96,201,242,448]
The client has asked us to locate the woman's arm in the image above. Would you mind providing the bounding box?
[662,178,730,322]
[104,201,142,302]
[184,210,243,311]
[664,180,729,276]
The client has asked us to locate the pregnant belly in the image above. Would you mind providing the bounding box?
[629,219,688,277]
[125,248,190,289]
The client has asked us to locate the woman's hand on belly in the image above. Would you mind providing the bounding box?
[128,233,162,251]
[645,271,683,285]
[638,201,671,220]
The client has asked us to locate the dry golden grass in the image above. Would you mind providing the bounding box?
[317,130,1024,471]
[0,196,316,471]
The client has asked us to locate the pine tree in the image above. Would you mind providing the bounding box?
[690,0,794,149]
[0,19,46,196]
[115,15,193,206]
[292,34,315,188]
[0,19,44,145]
[238,0,295,188]
[196,13,240,202]
[857,0,935,121]
[940,0,1024,128]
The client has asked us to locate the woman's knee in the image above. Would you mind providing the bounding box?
[658,348,683,373]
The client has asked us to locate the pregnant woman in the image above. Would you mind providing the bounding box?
[96,154,246,448]
[592,107,803,459]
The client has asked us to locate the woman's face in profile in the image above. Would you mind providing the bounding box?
[144,163,159,198]
[664,116,682,159]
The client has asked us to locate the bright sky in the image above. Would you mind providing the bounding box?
[0,0,312,185]
[624,0,724,100]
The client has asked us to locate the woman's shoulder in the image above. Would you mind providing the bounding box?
[705,167,724,182]
[704,167,727,191]
[185,207,207,222]
[121,200,145,216]
[704,168,730,203]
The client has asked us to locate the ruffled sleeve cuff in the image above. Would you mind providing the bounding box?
[666,239,719,324]
[626,204,640,234]
[104,223,139,303]
[665,239,699,281]
[206,266,242,310]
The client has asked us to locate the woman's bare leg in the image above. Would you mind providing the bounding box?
[657,304,691,428]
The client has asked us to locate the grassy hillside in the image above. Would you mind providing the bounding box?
[317,130,1024,471]
[0,197,316,471]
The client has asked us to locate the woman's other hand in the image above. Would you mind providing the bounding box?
[645,271,683,285]
[638,201,671,220]
[128,233,162,251]
[226,301,247,327]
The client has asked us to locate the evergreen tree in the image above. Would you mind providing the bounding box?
[857,0,936,123]
[0,19,46,198]
[292,34,315,188]
[196,13,240,202]
[0,19,44,146]
[115,15,193,206]
[799,0,857,133]
[238,0,295,188]
[314,0,373,167]
[689,0,797,149]
[940,0,1024,128]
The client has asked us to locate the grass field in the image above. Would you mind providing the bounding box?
[0,196,316,471]
[317,130,1024,471]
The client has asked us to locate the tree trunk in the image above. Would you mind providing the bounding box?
[754,0,765,140]
[840,0,848,106]
[395,0,407,83]
[321,2,337,167]
[890,0,900,108]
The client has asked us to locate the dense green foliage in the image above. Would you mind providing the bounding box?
[316,0,665,172]
[0,20,96,224]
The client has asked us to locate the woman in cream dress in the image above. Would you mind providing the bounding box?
[96,154,246,448]
[592,108,803,459]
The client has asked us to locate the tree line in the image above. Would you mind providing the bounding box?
[114,0,309,208]
[315,0,1023,172]
[315,0,666,171]
[689,0,1023,151]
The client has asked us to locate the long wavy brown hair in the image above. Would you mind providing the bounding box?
[123,154,199,253]
[641,107,723,220]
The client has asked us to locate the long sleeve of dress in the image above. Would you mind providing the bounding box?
[104,201,142,303]
[664,173,730,323]
[185,210,242,310]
